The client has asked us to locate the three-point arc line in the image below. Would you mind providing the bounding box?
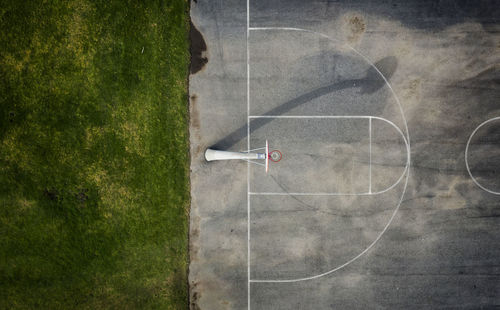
[245,21,411,309]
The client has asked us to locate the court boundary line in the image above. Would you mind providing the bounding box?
[465,116,500,195]
[246,26,411,285]
[246,0,250,308]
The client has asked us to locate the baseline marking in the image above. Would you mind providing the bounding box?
[465,116,500,195]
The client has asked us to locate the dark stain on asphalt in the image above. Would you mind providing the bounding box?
[190,21,208,74]
[190,94,200,130]
[190,288,201,310]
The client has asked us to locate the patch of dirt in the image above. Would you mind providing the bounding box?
[189,213,201,260]
[345,15,366,43]
[189,214,201,309]
[190,94,200,130]
[76,188,88,203]
[43,189,59,201]
[190,282,201,310]
[190,94,203,157]
[403,79,422,100]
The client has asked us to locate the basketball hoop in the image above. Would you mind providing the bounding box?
[205,140,281,173]
[269,150,282,162]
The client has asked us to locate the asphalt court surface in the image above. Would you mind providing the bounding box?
[247,25,410,291]
[189,1,500,309]
[248,30,404,124]
[250,193,404,281]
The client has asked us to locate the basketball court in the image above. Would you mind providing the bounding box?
[189,1,500,309]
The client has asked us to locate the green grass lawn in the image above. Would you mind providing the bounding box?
[0,0,190,308]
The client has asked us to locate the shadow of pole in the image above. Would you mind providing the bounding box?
[211,56,397,150]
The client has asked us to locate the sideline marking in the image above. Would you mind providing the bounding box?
[247,27,411,284]
[246,0,250,308]
[369,117,372,194]
[465,116,500,195]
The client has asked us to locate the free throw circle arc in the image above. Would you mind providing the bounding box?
[465,116,500,195]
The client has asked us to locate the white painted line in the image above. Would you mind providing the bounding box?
[246,146,266,152]
[369,117,372,194]
[245,160,265,167]
[249,26,330,33]
[248,115,407,148]
[247,27,411,283]
[465,116,500,195]
[250,174,404,196]
[249,115,373,119]
[246,0,251,308]
[250,192,372,196]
